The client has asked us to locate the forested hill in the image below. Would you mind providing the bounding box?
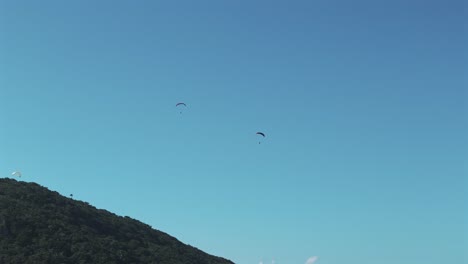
[0,178,234,264]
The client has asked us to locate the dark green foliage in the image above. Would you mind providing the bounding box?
[0,179,234,264]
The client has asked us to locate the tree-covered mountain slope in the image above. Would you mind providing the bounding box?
[0,178,234,264]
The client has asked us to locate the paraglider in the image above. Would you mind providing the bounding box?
[12,171,21,178]
[256,132,266,144]
[176,102,187,114]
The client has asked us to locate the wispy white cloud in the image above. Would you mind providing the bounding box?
[305,256,319,264]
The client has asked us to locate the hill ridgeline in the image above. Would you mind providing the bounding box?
[0,178,234,264]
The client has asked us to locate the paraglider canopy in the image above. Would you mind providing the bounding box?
[256,132,266,144]
[176,102,187,114]
[12,171,21,178]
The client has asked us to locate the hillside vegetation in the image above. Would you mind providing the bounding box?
[0,178,234,264]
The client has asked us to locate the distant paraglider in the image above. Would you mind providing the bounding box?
[176,102,187,114]
[12,171,22,178]
[256,132,266,144]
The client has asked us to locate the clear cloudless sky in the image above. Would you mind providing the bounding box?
[1,1,467,263]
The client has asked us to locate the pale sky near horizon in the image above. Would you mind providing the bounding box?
[1,1,467,263]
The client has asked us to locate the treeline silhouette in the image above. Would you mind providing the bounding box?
[0,179,233,264]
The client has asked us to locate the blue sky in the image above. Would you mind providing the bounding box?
[1,1,467,263]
